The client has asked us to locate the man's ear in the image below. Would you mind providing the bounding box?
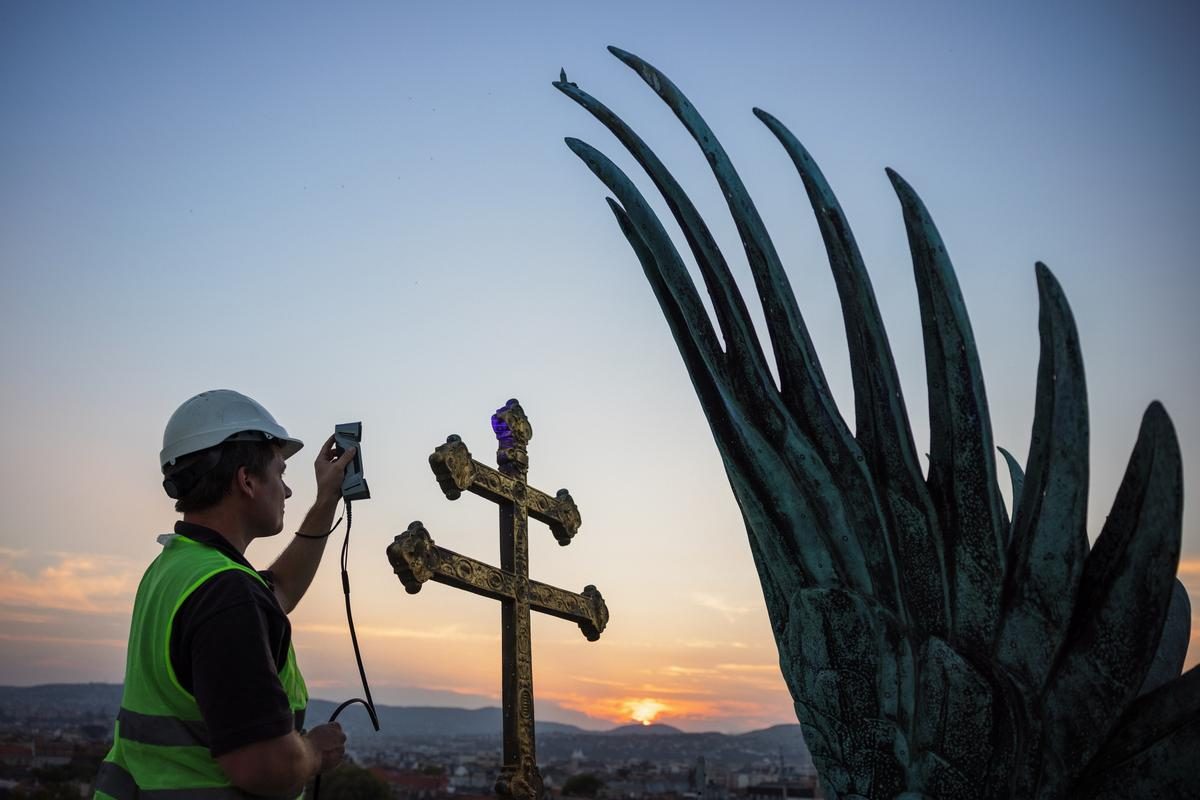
[233,465,257,499]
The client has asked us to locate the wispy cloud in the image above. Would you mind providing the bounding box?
[0,632,125,648]
[0,609,54,625]
[691,593,750,622]
[574,676,629,688]
[417,683,501,701]
[656,664,783,692]
[662,665,718,677]
[636,683,718,697]
[293,622,498,643]
[679,639,749,649]
[0,554,137,615]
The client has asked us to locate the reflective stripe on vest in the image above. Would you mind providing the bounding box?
[95,760,294,799]
[97,535,307,799]
[117,708,210,748]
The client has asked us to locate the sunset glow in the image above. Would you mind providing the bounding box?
[623,698,667,726]
[547,692,754,729]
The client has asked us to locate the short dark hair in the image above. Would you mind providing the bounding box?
[167,439,280,513]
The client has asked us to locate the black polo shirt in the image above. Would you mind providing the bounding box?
[168,521,306,756]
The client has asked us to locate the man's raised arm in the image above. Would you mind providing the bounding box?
[270,435,355,613]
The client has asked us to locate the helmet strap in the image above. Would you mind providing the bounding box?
[162,448,223,500]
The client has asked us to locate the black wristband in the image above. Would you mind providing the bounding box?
[294,505,345,540]
[294,530,334,539]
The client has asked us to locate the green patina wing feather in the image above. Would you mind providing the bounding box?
[558,48,1194,800]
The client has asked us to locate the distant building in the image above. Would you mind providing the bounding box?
[688,756,727,800]
[728,769,775,790]
[0,739,75,769]
[744,779,820,800]
[0,742,33,768]
[369,766,450,800]
[449,763,493,793]
[31,740,74,768]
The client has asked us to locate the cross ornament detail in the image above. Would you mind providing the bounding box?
[387,399,609,800]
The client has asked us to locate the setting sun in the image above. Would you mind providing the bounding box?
[622,698,668,726]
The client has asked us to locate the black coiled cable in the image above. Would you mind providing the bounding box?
[309,499,379,799]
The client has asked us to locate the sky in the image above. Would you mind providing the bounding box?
[1,1,1198,735]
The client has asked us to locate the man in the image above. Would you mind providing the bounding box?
[95,389,353,799]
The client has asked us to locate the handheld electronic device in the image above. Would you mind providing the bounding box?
[310,422,380,800]
[333,422,370,501]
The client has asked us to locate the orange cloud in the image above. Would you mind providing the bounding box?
[0,553,137,615]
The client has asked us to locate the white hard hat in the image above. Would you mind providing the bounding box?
[160,389,304,468]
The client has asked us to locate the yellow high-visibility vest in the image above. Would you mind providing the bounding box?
[95,534,307,799]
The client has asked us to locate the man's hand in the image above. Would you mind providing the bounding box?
[269,435,358,613]
[314,434,356,504]
[305,722,346,773]
[217,724,346,797]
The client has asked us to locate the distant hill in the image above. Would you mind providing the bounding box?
[0,684,808,763]
[0,683,124,719]
[604,723,685,736]
[737,723,808,745]
[306,699,584,738]
[0,684,583,737]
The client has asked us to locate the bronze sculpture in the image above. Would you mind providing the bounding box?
[557,48,1195,799]
[388,399,608,800]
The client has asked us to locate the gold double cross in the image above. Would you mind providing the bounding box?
[387,399,608,800]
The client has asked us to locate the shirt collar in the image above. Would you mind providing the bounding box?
[173,520,255,571]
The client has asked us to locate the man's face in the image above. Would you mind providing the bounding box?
[250,449,292,537]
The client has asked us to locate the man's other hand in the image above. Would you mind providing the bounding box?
[314,435,355,503]
[306,722,347,773]
[217,723,345,797]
